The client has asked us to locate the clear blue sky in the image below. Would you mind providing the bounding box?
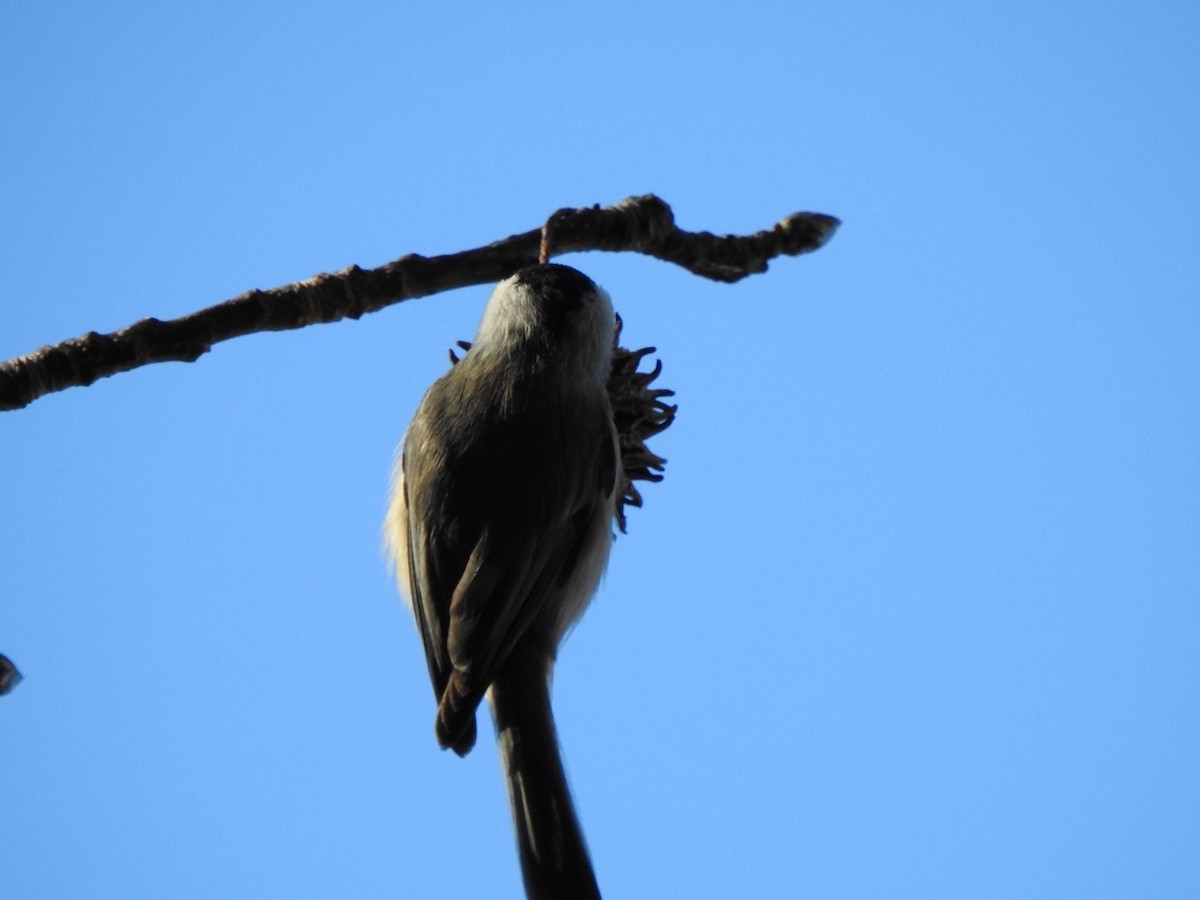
[3,3,1197,898]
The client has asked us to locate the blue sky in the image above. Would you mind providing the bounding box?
[2,3,1197,897]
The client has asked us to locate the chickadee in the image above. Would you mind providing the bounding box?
[386,264,618,899]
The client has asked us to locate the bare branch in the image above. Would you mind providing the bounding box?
[0,194,839,411]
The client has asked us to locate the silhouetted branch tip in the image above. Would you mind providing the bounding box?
[0,654,22,697]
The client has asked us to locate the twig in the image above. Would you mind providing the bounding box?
[0,194,839,411]
[0,653,22,696]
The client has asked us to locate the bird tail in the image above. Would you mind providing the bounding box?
[488,649,601,900]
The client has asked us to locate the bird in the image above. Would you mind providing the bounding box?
[385,263,618,899]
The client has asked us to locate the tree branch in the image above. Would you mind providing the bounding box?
[0,194,839,411]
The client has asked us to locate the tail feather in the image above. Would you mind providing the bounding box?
[488,650,601,900]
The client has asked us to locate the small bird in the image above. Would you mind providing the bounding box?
[386,264,618,899]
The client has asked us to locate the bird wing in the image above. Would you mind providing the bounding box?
[433,403,617,754]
